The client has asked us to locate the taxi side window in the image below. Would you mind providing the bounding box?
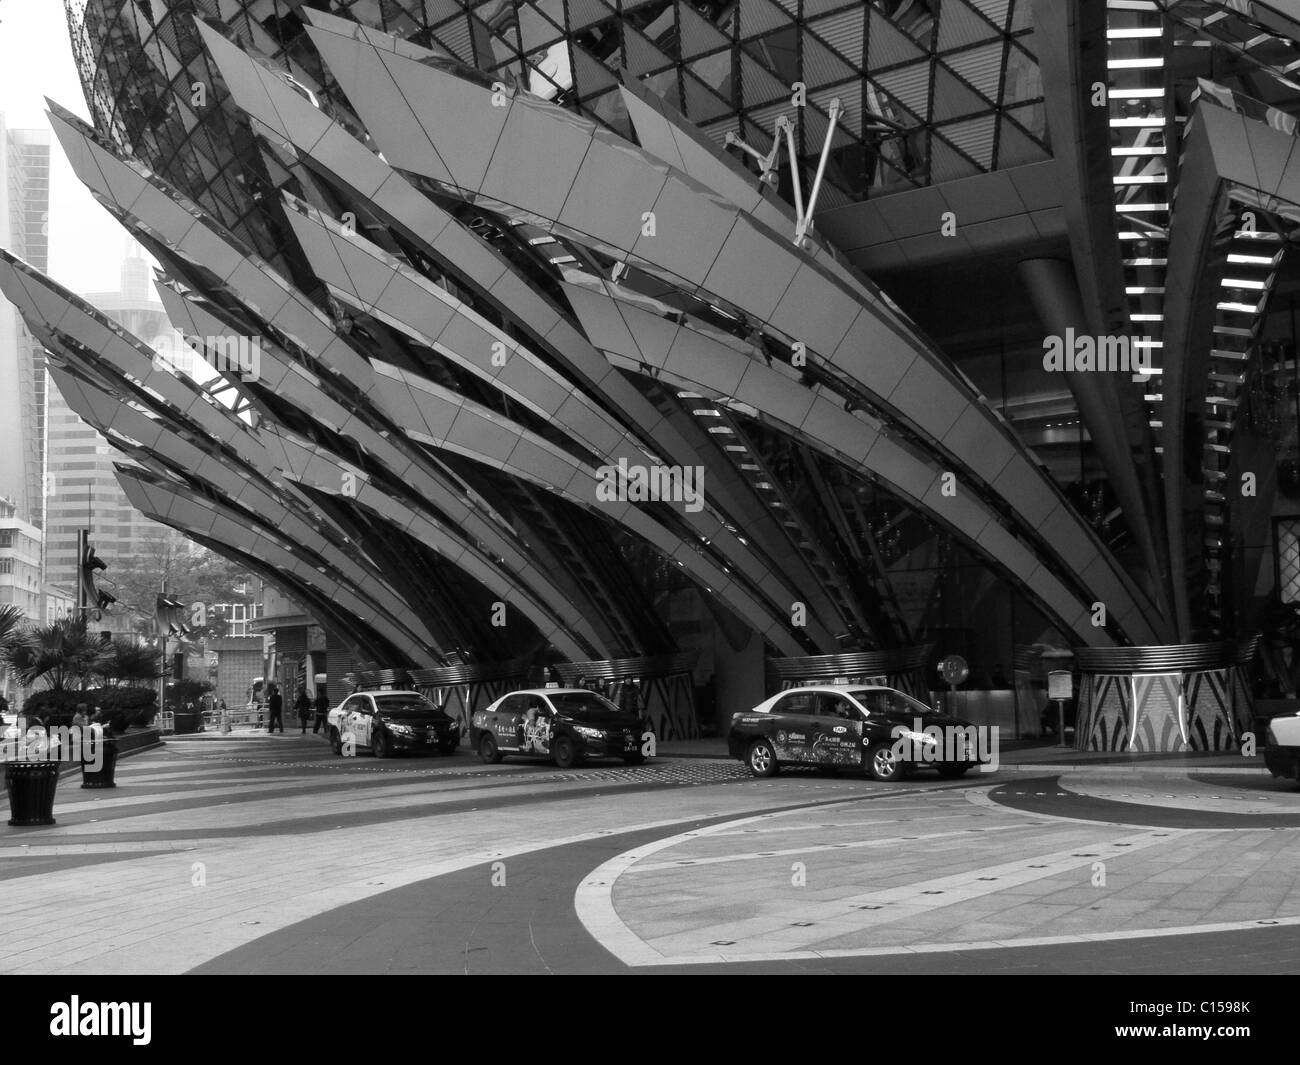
[858,692,890,717]
[527,696,550,715]
[774,692,815,716]
[344,695,368,714]
[817,696,859,720]
[500,694,527,714]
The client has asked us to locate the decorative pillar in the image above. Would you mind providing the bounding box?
[552,653,699,741]
[1074,639,1258,752]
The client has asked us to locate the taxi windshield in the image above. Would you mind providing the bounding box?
[848,689,938,717]
[372,696,438,718]
[547,692,621,717]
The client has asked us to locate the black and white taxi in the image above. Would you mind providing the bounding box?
[327,690,461,758]
[1264,708,1300,781]
[728,684,981,781]
[470,688,651,769]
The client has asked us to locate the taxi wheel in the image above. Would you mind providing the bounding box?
[552,735,579,769]
[372,730,390,759]
[746,740,778,778]
[329,727,342,756]
[867,742,904,783]
[478,733,503,764]
[938,764,970,779]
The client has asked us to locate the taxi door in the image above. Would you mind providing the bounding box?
[809,694,865,767]
[493,694,528,751]
[341,694,371,749]
[767,691,819,763]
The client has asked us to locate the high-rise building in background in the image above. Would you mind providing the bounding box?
[0,116,50,536]
[0,496,42,619]
[44,242,191,630]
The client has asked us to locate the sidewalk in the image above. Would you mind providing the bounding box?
[659,736,1268,773]
[169,730,1270,775]
[167,725,328,740]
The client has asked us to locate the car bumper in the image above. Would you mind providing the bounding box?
[1265,745,1300,780]
[575,734,641,759]
[387,730,459,752]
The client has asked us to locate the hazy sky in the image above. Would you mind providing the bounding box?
[0,0,140,295]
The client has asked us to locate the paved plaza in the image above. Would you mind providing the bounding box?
[2,734,1298,974]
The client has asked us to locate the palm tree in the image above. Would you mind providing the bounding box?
[6,616,112,693]
[0,603,27,712]
[98,638,163,686]
[0,603,24,648]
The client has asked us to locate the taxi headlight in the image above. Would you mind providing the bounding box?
[901,729,937,746]
[387,723,415,736]
[574,725,604,739]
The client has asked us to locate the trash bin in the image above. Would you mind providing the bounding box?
[6,760,60,826]
[80,731,118,789]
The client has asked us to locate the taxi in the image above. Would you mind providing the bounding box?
[728,684,982,781]
[1264,708,1300,781]
[327,689,461,758]
[470,688,651,769]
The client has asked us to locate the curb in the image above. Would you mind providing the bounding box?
[993,762,1270,776]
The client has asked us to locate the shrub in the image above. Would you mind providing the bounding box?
[91,686,158,730]
[20,686,158,731]
[19,689,83,727]
[165,678,212,710]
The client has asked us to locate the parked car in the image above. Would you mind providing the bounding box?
[327,690,460,758]
[470,688,650,769]
[1264,709,1300,781]
[728,684,981,782]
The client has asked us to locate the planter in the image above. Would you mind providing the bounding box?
[81,734,118,789]
[171,710,204,735]
[5,760,60,826]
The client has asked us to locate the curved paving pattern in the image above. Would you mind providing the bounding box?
[5,738,1300,974]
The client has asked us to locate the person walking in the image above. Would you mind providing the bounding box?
[313,687,329,735]
[295,688,311,734]
[267,684,284,734]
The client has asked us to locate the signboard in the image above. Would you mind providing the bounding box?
[1048,670,1073,700]
[938,655,969,686]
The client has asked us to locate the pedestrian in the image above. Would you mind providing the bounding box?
[72,703,89,730]
[313,687,329,734]
[267,684,284,733]
[295,688,311,734]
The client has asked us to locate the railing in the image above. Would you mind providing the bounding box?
[199,708,267,731]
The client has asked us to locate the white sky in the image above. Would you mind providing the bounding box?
[0,0,140,295]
